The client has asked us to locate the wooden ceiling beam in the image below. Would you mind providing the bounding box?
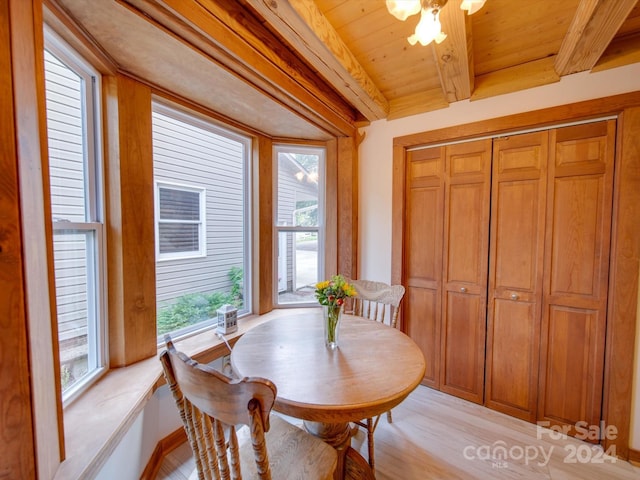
[245,0,389,121]
[433,4,474,103]
[555,0,638,76]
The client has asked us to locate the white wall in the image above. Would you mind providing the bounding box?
[357,62,640,450]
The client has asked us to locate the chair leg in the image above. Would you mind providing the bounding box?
[387,409,393,424]
[366,417,375,471]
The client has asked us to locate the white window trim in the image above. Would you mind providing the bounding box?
[155,181,207,261]
[45,26,108,405]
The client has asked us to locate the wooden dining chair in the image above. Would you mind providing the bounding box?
[347,279,406,471]
[160,336,337,480]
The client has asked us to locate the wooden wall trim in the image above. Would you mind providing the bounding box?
[9,0,65,477]
[629,448,640,466]
[390,143,407,331]
[393,90,640,148]
[324,139,338,278]
[336,137,358,280]
[602,106,640,458]
[391,91,640,458]
[256,135,274,314]
[391,143,406,288]
[1,1,38,477]
[105,74,157,366]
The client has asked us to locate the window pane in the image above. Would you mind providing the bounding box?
[277,152,319,227]
[153,105,250,338]
[44,50,87,223]
[52,231,96,393]
[159,223,200,253]
[159,188,200,221]
[277,231,318,304]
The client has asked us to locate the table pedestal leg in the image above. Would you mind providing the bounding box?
[303,421,375,480]
[304,421,351,480]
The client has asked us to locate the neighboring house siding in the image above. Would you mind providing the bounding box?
[152,111,244,308]
[45,50,88,344]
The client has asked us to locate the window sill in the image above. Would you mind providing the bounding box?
[53,307,318,480]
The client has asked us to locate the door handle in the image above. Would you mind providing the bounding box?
[510,293,519,300]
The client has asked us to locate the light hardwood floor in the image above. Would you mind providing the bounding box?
[155,386,640,479]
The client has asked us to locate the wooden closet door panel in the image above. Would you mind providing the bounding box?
[549,176,604,297]
[441,291,485,401]
[405,148,444,386]
[485,132,547,421]
[538,121,615,437]
[445,183,486,285]
[440,140,491,404]
[488,299,537,412]
[406,286,440,386]
[407,187,441,289]
[542,307,601,423]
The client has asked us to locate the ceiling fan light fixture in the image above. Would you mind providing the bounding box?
[460,0,486,15]
[386,0,421,21]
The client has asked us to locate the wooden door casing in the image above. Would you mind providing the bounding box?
[404,147,444,387]
[538,120,616,438]
[439,140,492,404]
[485,131,548,421]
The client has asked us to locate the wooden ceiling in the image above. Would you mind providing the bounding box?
[48,0,640,139]
[247,0,640,121]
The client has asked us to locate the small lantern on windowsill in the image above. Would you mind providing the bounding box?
[216,304,238,334]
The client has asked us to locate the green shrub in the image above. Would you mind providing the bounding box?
[157,267,244,336]
[228,266,243,301]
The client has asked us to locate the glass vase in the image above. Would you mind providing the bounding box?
[323,304,342,350]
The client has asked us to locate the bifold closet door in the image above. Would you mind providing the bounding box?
[440,139,492,404]
[404,146,444,387]
[485,131,548,422]
[538,120,616,437]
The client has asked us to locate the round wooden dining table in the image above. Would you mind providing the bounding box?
[230,312,426,480]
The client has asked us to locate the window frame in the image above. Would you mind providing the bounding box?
[154,181,207,261]
[273,144,326,307]
[44,27,108,405]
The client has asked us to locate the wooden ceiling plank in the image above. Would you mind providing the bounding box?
[433,4,474,103]
[555,0,639,76]
[472,56,560,102]
[246,0,389,121]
